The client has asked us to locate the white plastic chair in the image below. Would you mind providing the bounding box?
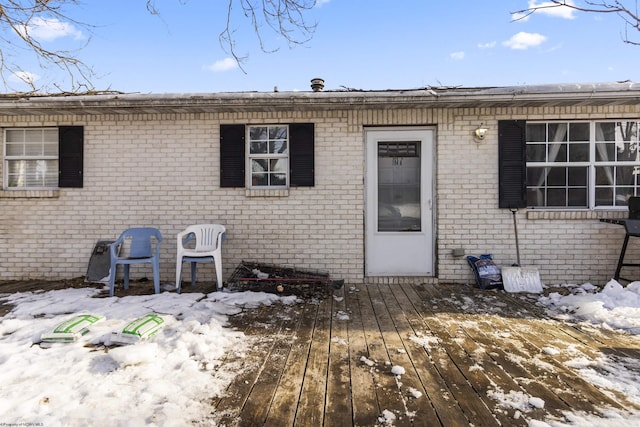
[176,224,226,292]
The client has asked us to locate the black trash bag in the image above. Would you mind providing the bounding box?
[466,254,503,290]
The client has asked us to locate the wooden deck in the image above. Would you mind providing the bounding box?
[211,282,640,426]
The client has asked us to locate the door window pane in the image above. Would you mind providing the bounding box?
[377,142,421,232]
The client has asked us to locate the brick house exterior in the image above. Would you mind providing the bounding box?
[1,82,640,287]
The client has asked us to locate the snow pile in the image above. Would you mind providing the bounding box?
[390,365,406,376]
[377,409,396,425]
[539,279,640,333]
[0,287,297,425]
[488,388,545,412]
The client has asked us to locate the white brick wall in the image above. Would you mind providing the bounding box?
[0,104,639,287]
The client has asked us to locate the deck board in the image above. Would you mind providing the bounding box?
[264,301,319,426]
[344,284,381,426]
[324,285,354,427]
[293,291,332,427]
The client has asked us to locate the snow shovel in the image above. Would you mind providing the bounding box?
[501,209,543,293]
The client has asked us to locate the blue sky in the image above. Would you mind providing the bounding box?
[5,0,639,93]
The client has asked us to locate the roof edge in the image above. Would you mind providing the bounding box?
[0,81,639,115]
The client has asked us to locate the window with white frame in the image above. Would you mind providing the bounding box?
[247,125,289,188]
[526,120,640,208]
[3,128,59,189]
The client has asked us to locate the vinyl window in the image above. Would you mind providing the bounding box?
[526,121,640,208]
[3,128,59,189]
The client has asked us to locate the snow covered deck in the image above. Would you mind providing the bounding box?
[215,282,640,426]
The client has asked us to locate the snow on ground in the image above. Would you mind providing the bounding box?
[519,279,640,426]
[0,287,298,426]
[1,278,640,426]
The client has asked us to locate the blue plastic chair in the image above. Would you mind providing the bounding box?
[176,224,226,293]
[109,227,163,297]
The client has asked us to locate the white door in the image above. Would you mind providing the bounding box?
[365,128,434,276]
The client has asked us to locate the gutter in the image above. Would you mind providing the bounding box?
[0,82,638,115]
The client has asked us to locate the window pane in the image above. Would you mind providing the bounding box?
[43,142,57,156]
[5,129,24,143]
[24,129,44,142]
[269,140,287,154]
[617,166,636,185]
[43,128,58,141]
[526,123,546,142]
[250,141,267,154]
[526,144,546,162]
[596,187,614,206]
[615,122,637,142]
[25,142,44,156]
[526,167,545,186]
[616,187,635,205]
[548,123,567,141]
[596,166,614,185]
[251,173,268,186]
[5,142,23,156]
[617,142,637,161]
[595,143,614,161]
[596,122,616,141]
[569,143,589,162]
[269,126,287,140]
[549,144,567,162]
[568,188,587,206]
[547,188,566,206]
[568,167,587,186]
[569,123,589,141]
[271,173,286,186]
[270,159,287,173]
[547,167,566,186]
[250,127,267,141]
[251,159,268,173]
[527,188,545,206]
[378,142,421,232]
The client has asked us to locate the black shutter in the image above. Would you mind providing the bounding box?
[289,123,314,187]
[220,124,246,188]
[58,126,83,188]
[498,120,527,208]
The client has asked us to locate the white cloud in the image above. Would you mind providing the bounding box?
[478,41,496,49]
[21,17,84,41]
[9,71,40,85]
[204,58,238,72]
[315,0,331,6]
[513,0,576,21]
[503,32,547,50]
[450,51,465,60]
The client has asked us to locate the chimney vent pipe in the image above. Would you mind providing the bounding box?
[310,78,325,92]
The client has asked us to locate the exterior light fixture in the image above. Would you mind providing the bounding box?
[474,124,488,142]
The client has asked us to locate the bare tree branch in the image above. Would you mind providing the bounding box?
[0,0,95,93]
[1,0,317,93]
[218,0,317,73]
[512,1,640,45]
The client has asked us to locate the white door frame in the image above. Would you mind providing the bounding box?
[365,127,435,276]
